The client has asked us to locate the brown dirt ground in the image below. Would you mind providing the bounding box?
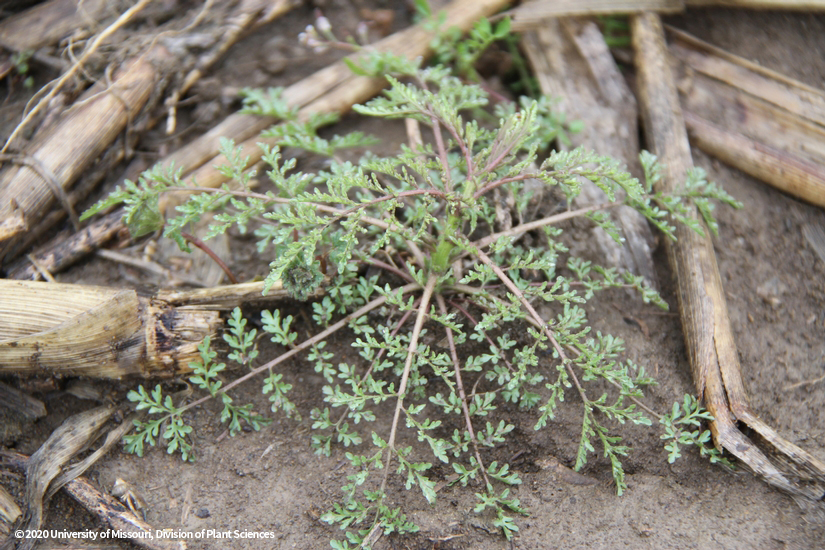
[2,2,825,549]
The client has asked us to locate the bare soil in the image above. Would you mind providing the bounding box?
[2,2,825,549]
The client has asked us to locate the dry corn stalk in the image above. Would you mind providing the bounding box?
[153,279,316,308]
[0,0,109,53]
[0,381,45,420]
[0,1,297,268]
[685,0,825,8]
[2,433,185,550]
[667,26,825,208]
[0,280,220,379]
[15,406,114,550]
[522,18,657,286]
[0,485,21,534]
[0,279,323,379]
[164,0,297,135]
[5,210,125,280]
[669,26,825,127]
[684,112,825,208]
[0,52,159,264]
[0,277,317,545]
[632,12,825,501]
[510,0,684,31]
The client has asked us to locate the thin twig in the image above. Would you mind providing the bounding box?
[784,373,825,391]
[25,253,56,283]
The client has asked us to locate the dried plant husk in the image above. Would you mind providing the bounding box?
[0,53,160,264]
[5,210,126,281]
[0,485,21,533]
[1,410,187,550]
[16,406,113,550]
[0,0,109,52]
[0,1,298,267]
[1,449,183,550]
[154,279,323,309]
[0,381,45,419]
[0,280,220,379]
[510,0,683,31]
[667,26,825,208]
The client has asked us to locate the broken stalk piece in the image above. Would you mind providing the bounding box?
[632,11,825,501]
